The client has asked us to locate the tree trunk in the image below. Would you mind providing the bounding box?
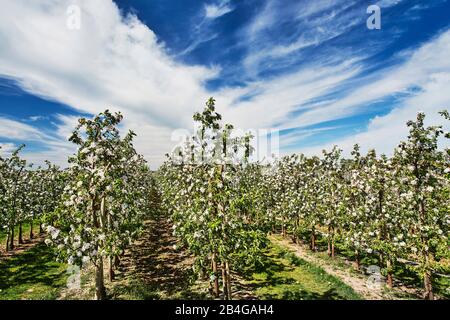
[18,223,23,244]
[109,256,115,282]
[418,198,433,300]
[386,273,393,288]
[39,223,43,234]
[221,262,228,300]
[386,259,393,288]
[423,272,434,300]
[5,232,10,251]
[327,226,335,258]
[355,250,360,271]
[10,226,14,250]
[95,258,106,300]
[29,220,34,240]
[114,255,120,269]
[212,253,219,298]
[226,261,232,300]
[293,217,299,243]
[331,238,335,258]
[327,238,331,257]
[310,230,316,252]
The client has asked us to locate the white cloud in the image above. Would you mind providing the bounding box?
[214,58,362,130]
[0,117,49,141]
[376,0,404,8]
[205,1,234,19]
[281,125,343,148]
[0,115,77,163]
[0,0,219,167]
[295,69,450,158]
[0,142,17,155]
[28,115,47,121]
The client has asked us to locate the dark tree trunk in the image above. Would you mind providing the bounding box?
[18,223,23,244]
[310,230,316,252]
[5,232,10,251]
[225,261,232,300]
[109,256,115,282]
[423,272,434,300]
[10,226,14,250]
[212,253,219,298]
[355,250,360,271]
[29,220,34,240]
[386,259,393,288]
[327,238,331,257]
[114,255,120,269]
[331,238,335,258]
[386,273,393,288]
[327,226,335,258]
[95,258,106,300]
[221,262,228,300]
[293,217,299,243]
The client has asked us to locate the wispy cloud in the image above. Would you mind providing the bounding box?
[281,125,344,148]
[283,28,450,130]
[0,117,49,141]
[376,0,404,8]
[241,0,362,75]
[204,0,234,19]
[28,115,48,121]
[0,142,17,155]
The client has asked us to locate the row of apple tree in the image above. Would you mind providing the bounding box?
[260,111,449,300]
[1,111,159,300]
[159,101,448,300]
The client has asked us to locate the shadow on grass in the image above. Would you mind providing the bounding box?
[239,244,361,300]
[0,243,67,300]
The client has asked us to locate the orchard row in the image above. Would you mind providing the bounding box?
[1,101,449,300]
[1,111,158,300]
[159,100,449,300]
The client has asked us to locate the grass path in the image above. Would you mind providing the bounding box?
[272,235,382,300]
[239,241,361,300]
[271,235,422,300]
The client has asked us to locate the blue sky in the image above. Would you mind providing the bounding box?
[0,0,449,167]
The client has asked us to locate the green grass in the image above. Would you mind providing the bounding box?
[0,243,68,300]
[242,243,361,300]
